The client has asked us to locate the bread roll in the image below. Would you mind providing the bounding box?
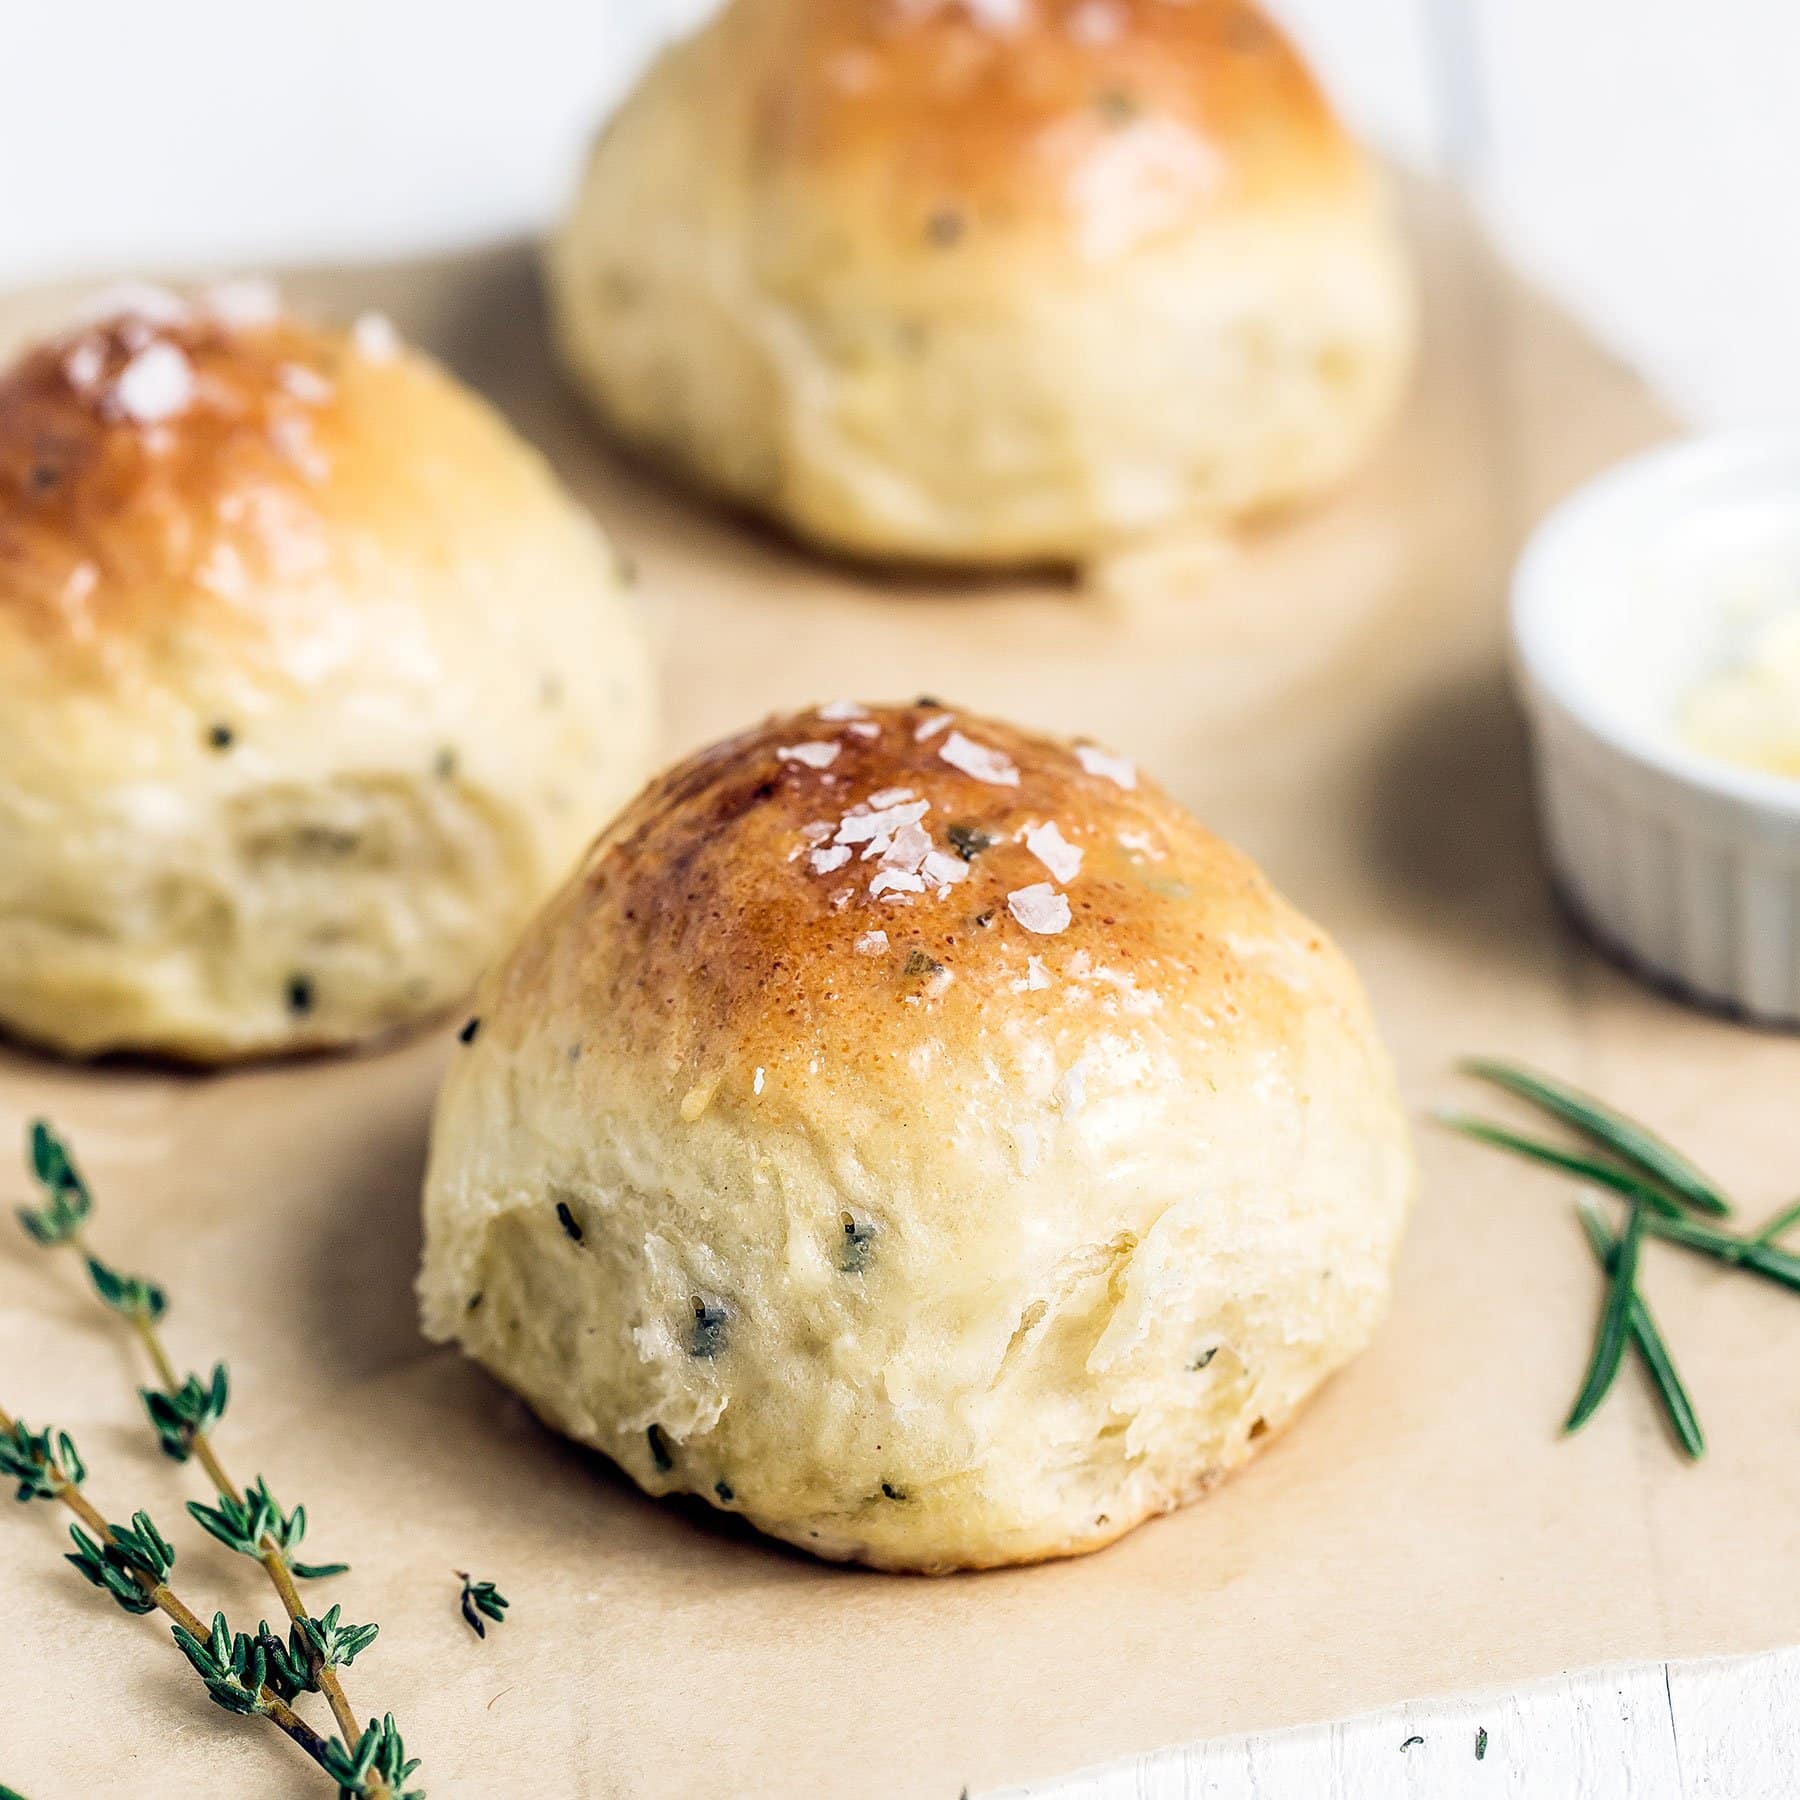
[0,284,655,1061]
[548,0,1413,570]
[420,701,1413,1571]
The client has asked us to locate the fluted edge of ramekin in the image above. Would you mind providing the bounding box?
[1520,683,1800,1024]
[1511,432,1800,1029]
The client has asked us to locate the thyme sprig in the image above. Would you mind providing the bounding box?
[1440,1058,1795,1459]
[456,1573,509,1640]
[0,1403,334,1768]
[9,1123,414,1795]
[189,1475,349,1581]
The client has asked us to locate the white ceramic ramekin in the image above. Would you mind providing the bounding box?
[1511,431,1800,1025]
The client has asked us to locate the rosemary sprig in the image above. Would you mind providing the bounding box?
[1435,1113,1682,1218]
[1564,1199,1645,1433]
[1575,1201,1704,1458]
[1442,1104,1800,1295]
[1458,1058,1732,1216]
[1441,1058,1800,1459]
[456,1573,509,1640]
[12,1123,410,1795]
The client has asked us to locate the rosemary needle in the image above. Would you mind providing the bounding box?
[1565,1197,1645,1434]
[1576,1201,1705,1459]
[1640,1209,1800,1294]
[1438,1108,1800,1291]
[1754,1198,1800,1246]
[1458,1059,1732,1217]
[1434,1113,1682,1218]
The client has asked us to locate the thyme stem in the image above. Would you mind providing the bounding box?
[70,1231,368,1755]
[12,1125,418,1797]
[0,1400,333,1769]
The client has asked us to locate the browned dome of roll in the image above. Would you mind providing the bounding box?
[0,296,571,679]
[730,0,1366,255]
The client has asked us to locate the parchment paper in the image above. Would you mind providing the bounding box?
[6,180,1800,1799]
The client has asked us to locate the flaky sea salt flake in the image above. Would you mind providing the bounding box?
[270,414,329,482]
[870,870,924,898]
[111,342,194,423]
[1067,0,1123,43]
[855,930,889,955]
[966,0,1027,30]
[278,363,333,405]
[1008,883,1071,935]
[940,731,1019,787]
[351,312,401,362]
[880,822,933,871]
[835,798,928,845]
[919,850,968,889]
[63,340,105,391]
[1076,743,1136,789]
[778,741,841,770]
[1024,820,1083,883]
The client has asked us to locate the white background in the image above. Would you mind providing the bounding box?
[9,1,1800,426]
[7,4,1800,1794]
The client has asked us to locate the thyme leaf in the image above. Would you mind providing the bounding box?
[456,1573,510,1640]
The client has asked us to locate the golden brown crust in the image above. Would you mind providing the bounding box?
[722,0,1364,257]
[0,299,561,684]
[1,312,337,657]
[491,700,1351,1084]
